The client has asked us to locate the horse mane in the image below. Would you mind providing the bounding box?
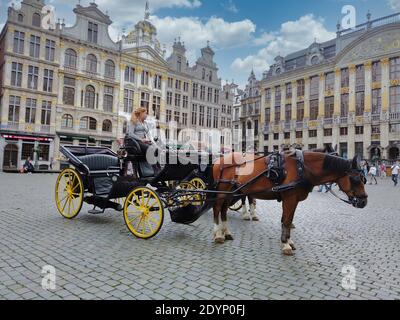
[322,154,351,174]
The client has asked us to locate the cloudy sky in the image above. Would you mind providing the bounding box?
[1,0,399,87]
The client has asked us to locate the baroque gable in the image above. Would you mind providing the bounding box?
[337,25,400,66]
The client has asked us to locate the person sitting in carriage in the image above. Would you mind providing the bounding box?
[127,107,153,155]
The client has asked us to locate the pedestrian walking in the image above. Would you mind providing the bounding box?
[380,162,386,179]
[368,165,378,185]
[391,162,399,186]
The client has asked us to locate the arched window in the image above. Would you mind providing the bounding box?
[102,119,112,132]
[84,85,96,109]
[61,114,73,128]
[80,116,97,131]
[18,14,24,22]
[202,68,206,80]
[104,60,115,79]
[32,13,41,27]
[65,49,77,69]
[209,71,212,82]
[86,54,97,73]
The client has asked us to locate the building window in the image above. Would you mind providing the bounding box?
[63,76,75,106]
[43,69,53,92]
[286,83,292,99]
[166,110,172,122]
[285,104,292,121]
[372,89,381,115]
[61,114,73,128]
[341,68,349,87]
[296,131,303,139]
[202,68,206,80]
[324,96,334,118]
[308,144,317,150]
[124,66,135,83]
[154,74,162,90]
[273,133,279,140]
[274,105,281,124]
[284,132,290,139]
[102,120,112,133]
[8,96,21,123]
[209,71,213,82]
[183,82,189,92]
[88,22,98,43]
[22,143,34,160]
[325,72,334,91]
[214,89,219,104]
[213,109,219,128]
[372,61,381,83]
[355,92,365,116]
[174,93,181,107]
[193,83,198,98]
[199,106,205,126]
[372,125,380,134]
[297,80,305,97]
[141,70,149,86]
[174,111,180,123]
[310,100,319,120]
[167,91,172,105]
[390,57,400,80]
[340,127,348,136]
[18,14,24,22]
[182,113,188,126]
[297,102,304,121]
[207,88,213,102]
[265,88,272,101]
[104,60,115,79]
[13,31,25,54]
[206,107,212,128]
[221,117,226,127]
[177,56,182,72]
[167,77,173,88]
[324,128,332,136]
[355,126,364,135]
[85,85,96,109]
[45,39,55,62]
[141,92,150,112]
[390,86,400,113]
[103,86,114,112]
[310,76,319,99]
[175,79,182,90]
[152,96,161,120]
[275,86,281,105]
[183,95,188,108]
[341,94,349,117]
[80,117,97,131]
[32,13,41,27]
[65,49,77,69]
[356,65,365,91]
[200,85,205,100]
[309,130,317,138]
[29,35,40,58]
[191,104,197,125]
[25,98,37,124]
[11,62,23,87]
[41,101,51,126]
[355,142,363,159]
[86,54,97,73]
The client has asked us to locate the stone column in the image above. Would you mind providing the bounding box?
[381,57,390,155]
[318,73,325,148]
[332,68,341,149]
[303,77,310,149]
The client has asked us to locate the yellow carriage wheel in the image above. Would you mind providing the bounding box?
[55,168,84,219]
[124,187,164,239]
[190,177,206,206]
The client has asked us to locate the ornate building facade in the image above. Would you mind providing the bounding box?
[260,13,400,162]
[0,1,233,171]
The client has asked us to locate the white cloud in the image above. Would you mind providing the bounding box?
[388,0,400,11]
[225,0,238,14]
[152,15,255,62]
[231,14,336,76]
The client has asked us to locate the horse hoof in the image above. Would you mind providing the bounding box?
[282,243,294,256]
[252,216,260,221]
[288,240,296,250]
[290,223,296,229]
[243,215,251,221]
[225,234,234,241]
[215,237,225,244]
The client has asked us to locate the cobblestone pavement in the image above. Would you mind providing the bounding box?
[0,173,399,300]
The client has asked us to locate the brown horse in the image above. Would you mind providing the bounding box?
[212,151,368,255]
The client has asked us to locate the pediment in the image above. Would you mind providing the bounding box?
[123,46,168,67]
[73,5,112,25]
[337,25,400,67]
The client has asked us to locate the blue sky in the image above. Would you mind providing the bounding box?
[1,0,399,87]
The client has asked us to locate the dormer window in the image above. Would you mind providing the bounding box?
[311,55,319,65]
[209,71,212,82]
[18,14,24,23]
[32,13,41,27]
[202,68,206,80]
[177,56,182,72]
[88,22,98,43]
[275,68,281,75]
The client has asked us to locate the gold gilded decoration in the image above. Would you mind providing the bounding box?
[372,82,382,89]
[341,87,349,94]
[390,79,400,86]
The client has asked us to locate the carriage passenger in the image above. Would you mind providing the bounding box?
[127,107,153,155]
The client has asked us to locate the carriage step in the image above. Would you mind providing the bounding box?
[88,209,105,215]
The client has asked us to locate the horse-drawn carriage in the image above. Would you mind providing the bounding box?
[55,138,215,239]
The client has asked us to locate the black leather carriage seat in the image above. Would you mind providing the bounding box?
[78,154,119,172]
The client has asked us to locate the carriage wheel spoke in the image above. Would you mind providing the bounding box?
[128,200,142,210]
[145,218,154,234]
[61,196,69,213]
[147,215,160,225]
[128,213,141,225]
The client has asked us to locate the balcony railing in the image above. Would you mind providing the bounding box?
[283,121,291,131]
[371,114,381,122]
[323,118,333,125]
[64,64,77,72]
[6,122,19,131]
[40,125,51,133]
[296,121,303,130]
[340,117,348,124]
[390,112,400,122]
[263,124,270,134]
